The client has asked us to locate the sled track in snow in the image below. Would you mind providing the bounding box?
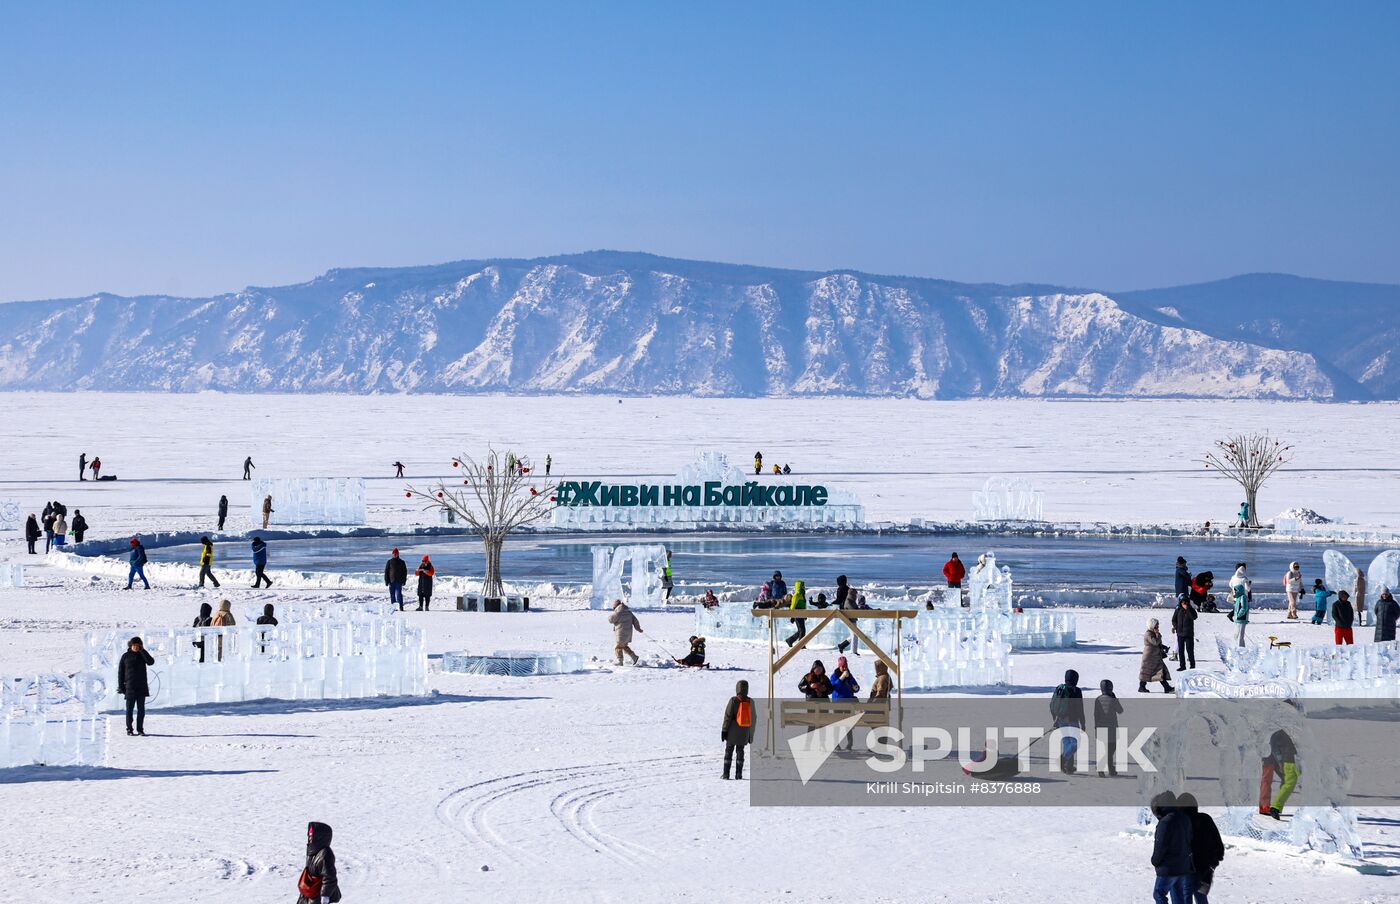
[436,753,711,868]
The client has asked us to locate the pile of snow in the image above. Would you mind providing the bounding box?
[1274,507,1333,525]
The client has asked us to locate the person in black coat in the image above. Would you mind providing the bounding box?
[1376,588,1400,643]
[117,637,155,736]
[192,602,213,663]
[1174,556,1191,601]
[79,452,87,481]
[255,603,278,654]
[24,514,40,554]
[1094,679,1124,775]
[42,510,56,553]
[1150,791,1195,903]
[1171,596,1197,671]
[71,510,88,543]
[1332,590,1356,645]
[297,822,342,904]
[384,548,408,610]
[217,494,228,531]
[1176,792,1224,902]
[1050,668,1086,773]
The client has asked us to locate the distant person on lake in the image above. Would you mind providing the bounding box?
[78,452,87,481]
[217,494,228,531]
[243,456,255,479]
[261,494,273,529]
[393,461,405,478]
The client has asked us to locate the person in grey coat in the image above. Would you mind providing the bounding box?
[608,599,642,665]
[721,679,755,780]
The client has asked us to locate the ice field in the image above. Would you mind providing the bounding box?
[5,393,1400,903]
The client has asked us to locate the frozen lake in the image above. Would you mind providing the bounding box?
[139,529,1384,598]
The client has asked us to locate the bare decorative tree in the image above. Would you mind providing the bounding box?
[406,449,556,598]
[1201,433,1294,528]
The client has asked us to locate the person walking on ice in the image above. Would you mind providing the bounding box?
[393,461,405,478]
[251,535,273,588]
[384,548,408,610]
[609,599,642,665]
[90,456,101,480]
[297,821,342,904]
[754,451,762,474]
[415,555,434,610]
[721,679,754,780]
[78,452,86,481]
[545,454,552,477]
[125,537,150,590]
[197,536,221,589]
[261,494,273,529]
[1229,563,1251,647]
[243,456,255,480]
[217,494,228,531]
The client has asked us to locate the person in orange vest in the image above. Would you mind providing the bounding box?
[721,679,754,780]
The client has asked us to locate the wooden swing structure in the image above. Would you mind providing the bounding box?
[751,606,919,753]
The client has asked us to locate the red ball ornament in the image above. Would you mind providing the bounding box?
[530,488,538,496]
[436,492,444,498]
[452,461,459,467]
[405,492,412,498]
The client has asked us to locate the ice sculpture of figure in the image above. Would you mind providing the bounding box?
[965,553,1013,612]
[589,545,667,609]
[249,478,367,526]
[1324,549,1400,629]
[972,477,1045,522]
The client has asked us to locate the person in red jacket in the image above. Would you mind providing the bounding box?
[942,552,965,587]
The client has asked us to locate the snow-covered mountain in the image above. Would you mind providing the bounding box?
[0,252,1382,399]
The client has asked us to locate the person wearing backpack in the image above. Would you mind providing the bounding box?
[1176,792,1224,903]
[1050,669,1086,773]
[297,821,342,903]
[721,679,755,780]
[125,537,150,590]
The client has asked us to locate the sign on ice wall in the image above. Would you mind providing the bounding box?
[553,452,864,529]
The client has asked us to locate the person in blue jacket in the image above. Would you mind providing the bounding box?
[770,570,788,600]
[251,535,273,588]
[1310,579,1334,625]
[1174,557,1191,602]
[829,656,861,750]
[125,537,150,590]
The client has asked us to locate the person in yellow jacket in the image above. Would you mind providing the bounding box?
[197,536,221,589]
[754,451,762,474]
[785,580,808,647]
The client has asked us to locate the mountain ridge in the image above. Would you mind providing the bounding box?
[0,252,1394,400]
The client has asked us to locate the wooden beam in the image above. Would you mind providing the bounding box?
[834,609,899,676]
[771,611,838,673]
[751,608,917,619]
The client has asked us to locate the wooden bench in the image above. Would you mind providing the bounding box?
[780,699,891,729]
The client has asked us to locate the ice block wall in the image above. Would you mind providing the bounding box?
[84,615,426,710]
[973,477,1044,522]
[441,650,585,676]
[251,478,367,526]
[1,672,108,769]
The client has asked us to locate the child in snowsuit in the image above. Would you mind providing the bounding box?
[678,636,707,667]
[1311,579,1335,625]
[721,679,754,780]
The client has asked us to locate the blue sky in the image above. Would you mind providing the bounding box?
[2,1,1397,301]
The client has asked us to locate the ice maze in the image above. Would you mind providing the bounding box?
[0,561,23,588]
[1214,635,1400,699]
[1,672,108,769]
[251,477,367,526]
[84,612,426,710]
[441,650,585,676]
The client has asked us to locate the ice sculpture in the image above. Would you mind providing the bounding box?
[0,562,23,588]
[589,544,668,609]
[899,609,1013,689]
[83,613,426,710]
[966,553,1013,612]
[1,671,108,768]
[0,499,21,532]
[972,477,1044,522]
[1323,548,1400,627]
[250,478,367,526]
[1146,681,1362,860]
[441,650,585,676]
[553,452,865,530]
[1213,635,1400,699]
[1006,611,1077,649]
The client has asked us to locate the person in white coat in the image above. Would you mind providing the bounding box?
[1229,563,1252,647]
[1283,562,1304,620]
